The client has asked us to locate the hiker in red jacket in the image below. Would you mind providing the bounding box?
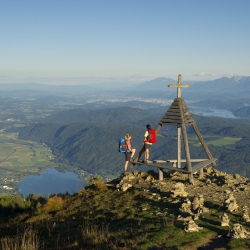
[143,124,154,163]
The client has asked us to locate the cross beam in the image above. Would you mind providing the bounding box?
[168,74,191,98]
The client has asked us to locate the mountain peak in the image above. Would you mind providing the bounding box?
[231,75,245,82]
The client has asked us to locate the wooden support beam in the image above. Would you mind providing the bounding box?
[131,158,216,174]
[130,160,191,173]
[158,168,164,181]
[191,159,217,172]
[192,123,216,166]
[179,98,193,183]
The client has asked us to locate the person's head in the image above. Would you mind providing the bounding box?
[146,124,151,130]
[124,134,131,141]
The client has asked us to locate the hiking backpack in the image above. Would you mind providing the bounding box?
[118,138,129,153]
[146,129,157,143]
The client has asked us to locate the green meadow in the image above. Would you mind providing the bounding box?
[188,135,241,147]
[0,132,58,174]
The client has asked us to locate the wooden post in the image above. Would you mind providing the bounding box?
[179,98,193,184]
[199,168,204,178]
[177,126,181,168]
[158,168,163,181]
[168,74,190,169]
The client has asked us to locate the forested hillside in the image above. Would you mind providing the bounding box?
[40,107,155,125]
[14,106,250,178]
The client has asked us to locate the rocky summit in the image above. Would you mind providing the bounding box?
[114,167,250,211]
[111,166,250,247]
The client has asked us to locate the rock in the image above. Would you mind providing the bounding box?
[184,219,203,232]
[241,206,250,223]
[179,199,193,216]
[192,196,199,211]
[170,182,188,198]
[220,212,230,227]
[177,215,193,221]
[224,193,238,212]
[206,179,212,184]
[133,170,139,176]
[121,183,132,192]
[229,223,250,239]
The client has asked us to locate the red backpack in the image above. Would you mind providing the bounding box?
[145,129,157,143]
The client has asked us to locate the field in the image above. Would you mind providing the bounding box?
[188,135,242,147]
[0,131,58,175]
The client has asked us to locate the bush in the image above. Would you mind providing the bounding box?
[43,196,63,212]
[86,175,108,192]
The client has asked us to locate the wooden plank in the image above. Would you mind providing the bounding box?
[191,159,217,172]
[153,160,167,163]
[168,84,191,88]
[166,107,181,112]
[161,114,181,119]
[130,160,191,173]
[161,118,193,124]
[167,159,207,163]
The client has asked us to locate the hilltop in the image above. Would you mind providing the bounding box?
[1,167,250,249]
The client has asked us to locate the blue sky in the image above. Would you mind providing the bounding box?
[0,0,250,85]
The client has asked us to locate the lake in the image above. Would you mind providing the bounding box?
[18,168,86,197]
[189,106,237,119]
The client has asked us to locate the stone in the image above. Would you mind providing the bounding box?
[241,206,250,223]
[220,212,230,227]
[170,182,188,198]
[133,171,139,176]
[184,219,203,232]
[229,223,250,239]
[179,199,193,216]
[224,193,238,212]
[201,205,210,214]
[121,183,132,191]
[192,196,199,211]
[192,194,204,211]
[206,179,212,184]
[177,215,193,221]
[205,166,213,175]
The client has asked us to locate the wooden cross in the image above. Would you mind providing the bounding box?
[168,74,191,98]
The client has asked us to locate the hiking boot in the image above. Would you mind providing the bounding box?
[143,159,148,163]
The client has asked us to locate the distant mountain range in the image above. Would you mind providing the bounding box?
[1,76,250,95]
[191,76,250,94]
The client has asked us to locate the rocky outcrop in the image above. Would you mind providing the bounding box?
[111,167,250,210]
[229,223,250,239]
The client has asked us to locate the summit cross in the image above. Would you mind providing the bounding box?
[168,74,191,98]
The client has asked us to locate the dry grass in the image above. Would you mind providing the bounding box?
[80,220,109,245]
[43,196,63,212]
[0,227,40,250]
